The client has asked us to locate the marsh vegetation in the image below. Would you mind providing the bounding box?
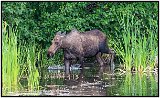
[2,2,158,96]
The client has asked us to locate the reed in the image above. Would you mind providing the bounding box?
[112,5,158,71]
[17,42,40,91]
[2,21,20,95]
[2,22,40,95]
[26,44,40,91]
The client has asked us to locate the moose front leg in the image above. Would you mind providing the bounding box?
[79,57,84,80]
[79,57,84,69]
[64,59,70,76]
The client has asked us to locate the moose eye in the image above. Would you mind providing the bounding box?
[55,42,59,45]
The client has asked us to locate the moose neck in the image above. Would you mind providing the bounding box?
[60,37,70,49]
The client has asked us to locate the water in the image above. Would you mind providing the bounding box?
[7,65,158,96]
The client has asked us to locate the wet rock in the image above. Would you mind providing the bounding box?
[48,65,64,70]
[47,64,82,71]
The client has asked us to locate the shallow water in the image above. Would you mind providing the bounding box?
[7,65,158,96]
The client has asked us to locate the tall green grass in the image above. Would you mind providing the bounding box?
[112,5,158,71]
[2,21,20,95]
[2,21,40,95]
[19,44,40,91]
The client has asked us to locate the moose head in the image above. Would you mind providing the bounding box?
[47,31,66,58]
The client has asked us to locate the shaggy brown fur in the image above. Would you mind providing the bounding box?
[47,29,114,74]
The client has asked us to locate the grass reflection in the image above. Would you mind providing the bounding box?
[106,72,158,96]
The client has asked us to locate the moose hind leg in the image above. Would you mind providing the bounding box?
[96,52,105,67]
[96,52,105,78]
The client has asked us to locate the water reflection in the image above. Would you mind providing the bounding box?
[43,65,158,96]
[7,65,158,96]
[44,66,107,96]
[106,72,158,96]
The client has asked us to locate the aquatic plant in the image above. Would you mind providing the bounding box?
[2,21,40,95]
[18,41,41,91]
[26,45,40,91]
[2,21,20,95]
[111,4,158,71]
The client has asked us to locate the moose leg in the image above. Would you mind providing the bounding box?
[100,53,106,66]
[110,54,115,73]
[64,59,70,76]
[79,57,84,69]
[77,67,85,84]
[96,52,105,79]
[96,52,104,67]
[79,57,84,79]
[64,59,70,85]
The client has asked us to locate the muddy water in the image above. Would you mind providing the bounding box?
[8,65,158,96]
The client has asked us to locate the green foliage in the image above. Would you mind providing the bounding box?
[2,2,158,45]
[2,2,158,70]
[110,3,158,71]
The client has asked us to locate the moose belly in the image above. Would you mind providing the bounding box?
[64,50,77,60]
[83,48,98,57]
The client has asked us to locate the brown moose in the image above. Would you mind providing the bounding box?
[47,29,115,74]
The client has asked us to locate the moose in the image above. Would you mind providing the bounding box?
[47,29,115,74]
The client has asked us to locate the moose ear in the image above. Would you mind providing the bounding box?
[71,28,78,33]
[60,32,66,37]
[62,32,66,35]
[56,31,61,35]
